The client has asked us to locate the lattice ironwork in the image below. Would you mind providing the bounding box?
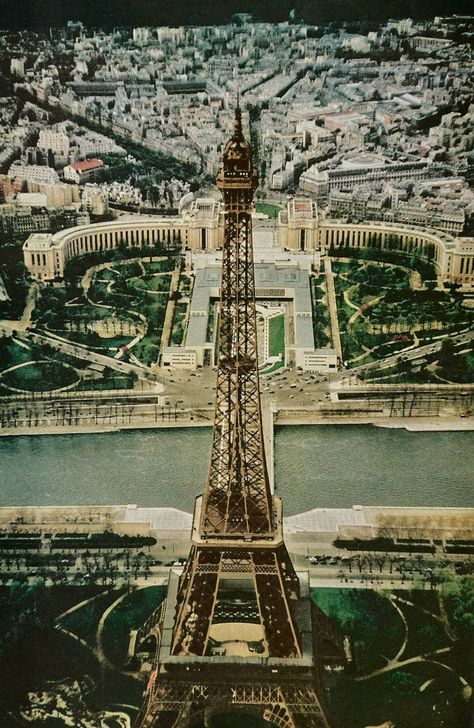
[135,108,339,728]
[137,678,332,728]
[170,545,301,658]
[200,107,272,539]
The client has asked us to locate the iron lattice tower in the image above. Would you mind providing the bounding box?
[135,108,339,728]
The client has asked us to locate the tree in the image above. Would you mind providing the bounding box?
[439,337,455,361]
[441,574,474,640]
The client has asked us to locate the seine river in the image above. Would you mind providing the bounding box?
[0,425,472,512]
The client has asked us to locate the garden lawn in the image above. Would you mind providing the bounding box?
[170,302,188,345]
[143,259,175,274]
[437,352,474,384]
[312,588,405,673]
[0,338,33,370]
[130,273,171,294]
[255,203,281,218]
[60,588,123,647]
[268,314,285,359]
[331,662,469,728]
[2,361,78,392]
[399,602,450,660]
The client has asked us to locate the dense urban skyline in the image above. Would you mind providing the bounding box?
[0,0,473,30]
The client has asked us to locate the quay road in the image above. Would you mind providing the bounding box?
[0,549,468,590]
[0,389,208,431]
[1,364,473,433]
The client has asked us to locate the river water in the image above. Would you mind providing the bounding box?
[0,425,472,512]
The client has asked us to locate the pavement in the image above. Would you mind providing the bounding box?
[324,258,343,361]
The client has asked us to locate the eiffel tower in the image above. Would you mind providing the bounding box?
[135,107,342,728]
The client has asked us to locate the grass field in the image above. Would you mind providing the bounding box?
[60,589,124,647]
[255,203,281,219]
[143,259,176,274]
[101,586,167,666]
[312,587,469,728]
[268,313,285,359]
[2,361,79,392]
[0,338,33,370]
[170,302,188,345]
[130,273,171,293]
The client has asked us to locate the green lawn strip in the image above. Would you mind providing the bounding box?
[374,338,414,358]
[143,260,176,274]
[2,361,78,392]
[311,279,331,348]
[255,203,281,218]
[0,338,33,370]
[60,589,124,646]
[363,369,437,384]
[170,302,188,345]
[261,360,284,375]
[52,330,132,352]
[312,588,405,674]
[101,586,166,667]
[178,274,193,294]
[79,374,136,392]
[268,314,285,358]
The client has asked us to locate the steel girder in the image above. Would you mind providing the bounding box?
[170,544,301,658]
[138,678,332,728]
[200,194,274,539]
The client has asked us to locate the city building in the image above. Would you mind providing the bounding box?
[300,156,434,198]
[183,263,334,371]
[8,162,60,186]
[63,158,104,183]
[22,197,224,280]
[38,128,70,156]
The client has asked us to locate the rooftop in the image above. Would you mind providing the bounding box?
[68,158,104,171]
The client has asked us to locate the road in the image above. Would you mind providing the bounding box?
[354,326,474,374]
[0,323,161,384]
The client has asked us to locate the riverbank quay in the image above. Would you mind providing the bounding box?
[2,412,474,437]
[1,382,473,436]
[1,503,472,560]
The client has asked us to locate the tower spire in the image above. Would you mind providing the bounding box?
[234,90,243,138]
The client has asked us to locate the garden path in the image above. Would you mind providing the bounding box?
[388,595,408,662]
[324,258,342,361]
[353,645,452,682]
[56,587,114,622]
[96,591,130,671]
